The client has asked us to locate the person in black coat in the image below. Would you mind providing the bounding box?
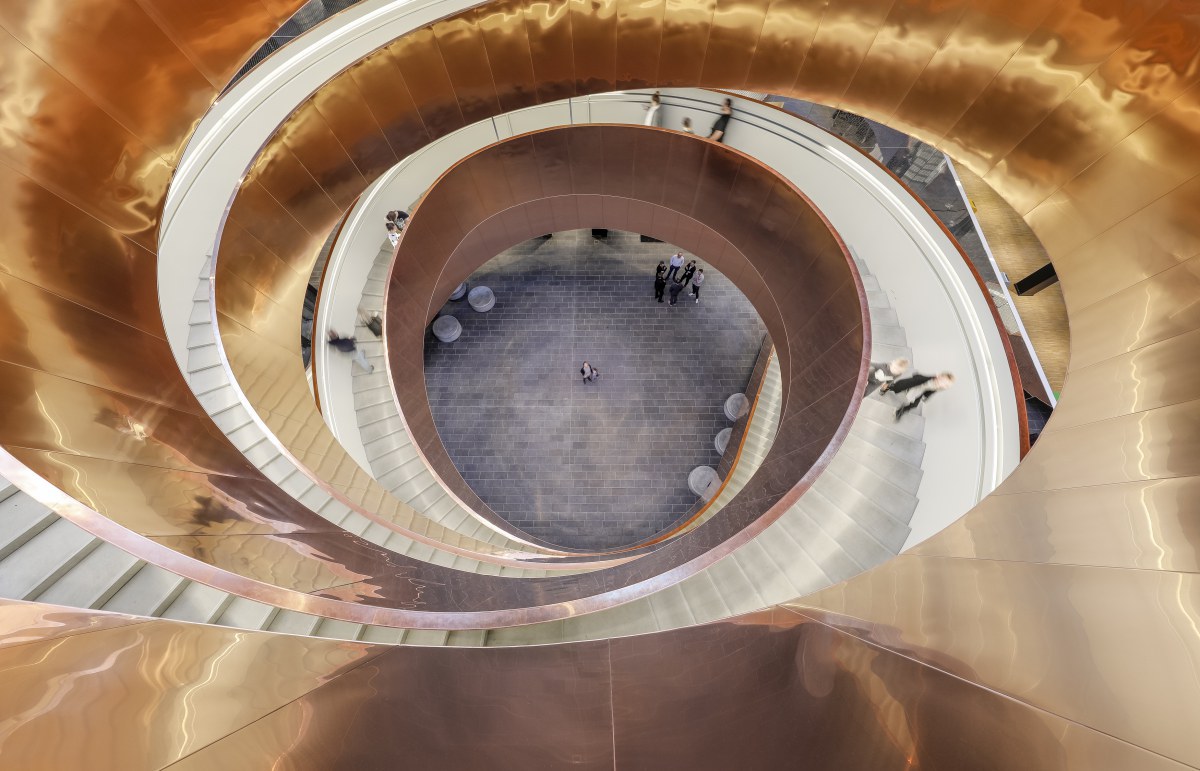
[680,260,697,286]
[654,273,667,303]
[668,277,685,305]
[884,372,955,421]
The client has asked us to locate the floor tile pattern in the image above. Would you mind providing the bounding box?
[424,230,766,549]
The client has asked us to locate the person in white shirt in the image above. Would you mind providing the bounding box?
[681,117,694,134]
[865,357,909,396]
[386,222,401,247]
[666,252,684,282]
[644,91,662,127]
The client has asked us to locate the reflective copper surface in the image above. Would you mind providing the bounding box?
[0,0,1199,765]
[5,600,1193,769]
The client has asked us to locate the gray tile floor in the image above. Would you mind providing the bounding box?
[424,230,766,550]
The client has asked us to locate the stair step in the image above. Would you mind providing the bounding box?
[857,397,925,440]
[0,519,100,600]
[850,418,926,466]
[312,618,364,641]
[360,625,407,644]
[267,610,322,636]
[35,542,144,609]
[838,434,924,491]
[804,484,909,555]
[215,597,279,630]
[821,458,918,526]
[161,582,234,623]
[870,324,908,348]
[445,629,488,646]
[101,565,190,617]
[0,494,60,560]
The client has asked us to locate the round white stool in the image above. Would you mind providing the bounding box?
[431,315,462,343]
[724,393,750,421]
[449,282,468,301]
[468,285,495,312]
[688,466,720,500]
[714,427,733,455]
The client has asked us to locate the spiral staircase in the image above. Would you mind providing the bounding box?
[0,1,1197,769]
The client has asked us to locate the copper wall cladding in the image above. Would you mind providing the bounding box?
[0,0,1199,766]
[384,124,867,551]
[2,599,1188,770]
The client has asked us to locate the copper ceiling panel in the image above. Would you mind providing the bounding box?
[791,0,897,109]
[839,0,970,123]
[615,0,666,89]
[434,11,506,126]
[570,0,619,94]
[0,0,212,162]
[657,0,718,87]
[133,0,289,87]
[346,49,434,160]
[0,26,170,253]
[523,0,579,103]
[940,0,1170,175]
[888,0,1059,142]
[698,0,769,91]
[477,0,542,112]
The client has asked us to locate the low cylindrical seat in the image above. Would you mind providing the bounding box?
[723,393,750,421]
[688,466,720,500]
[449,282,468,301]
[431,315,462,343]
[714,427,733,455]
[468,285,495,312]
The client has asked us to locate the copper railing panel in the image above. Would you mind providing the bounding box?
[383,126,865,553]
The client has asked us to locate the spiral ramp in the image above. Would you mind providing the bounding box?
[0,1,1197,768]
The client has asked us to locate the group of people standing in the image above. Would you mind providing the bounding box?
[655,253,705,305]
[645,92,734,143]
[865,357,955,422]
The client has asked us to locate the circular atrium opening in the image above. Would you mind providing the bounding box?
[424,229,770,550]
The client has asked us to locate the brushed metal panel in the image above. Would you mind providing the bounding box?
[910,477,1200,572]
[570,0,619,94]
[657,0,718,87]
[433,10,505,126]
[523,0,578,103]
[791,555,1200,767]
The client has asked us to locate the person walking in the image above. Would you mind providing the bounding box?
[327,330,374,373]
[654,272,667,303]
[385,221,401,247]
[644,91,662,127]
[690,269,705,302]
[865,357,910,396]
[668,277,685,306]
[708,98,733,142]
[362,311,383,338]
[681,117,695,134]
[885,372,955,421]
[680,260,696,287]
[580,361,599,383]
[666,252,684,282]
